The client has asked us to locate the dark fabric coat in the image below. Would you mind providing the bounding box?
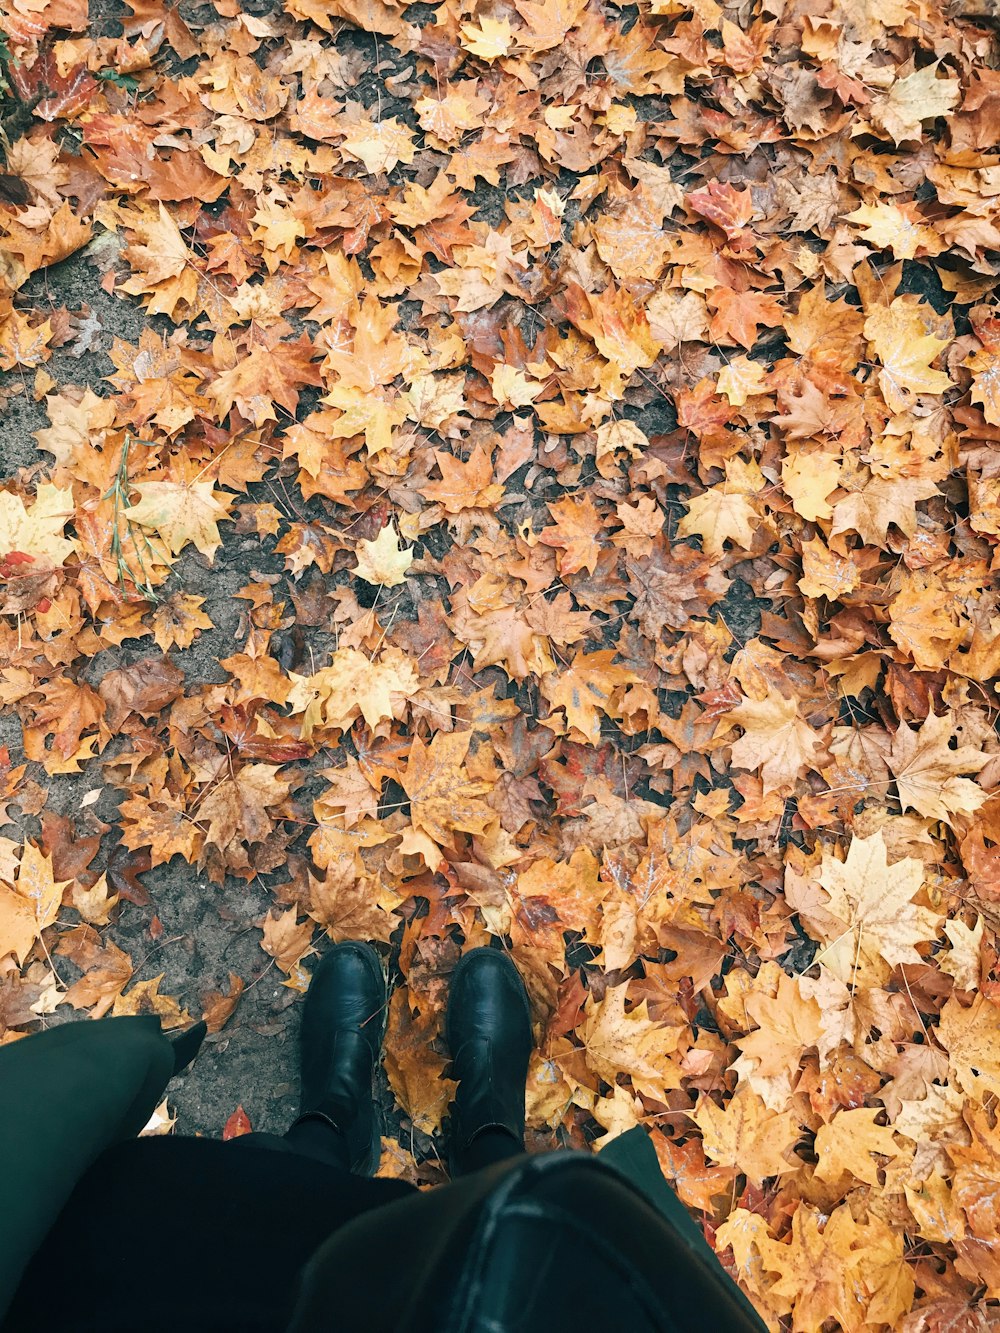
[0,1015,176,1323]
[0,1017,767,1333]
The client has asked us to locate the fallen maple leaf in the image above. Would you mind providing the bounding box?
[0,483,77,566]
[308,872,399,944]
[813,1107,901,1186]
[677,457,764,558]
[112,975,191,1028]
[583,982,685,1099]
[763,1203,914,1331]
[724,689,822,794]
[459,16,514,59]
[352,525,413,587]
[260,906,315,975]
[400,730,494,862]
[421,445,502,513]
[287,646,420,737]
[201,972,245,1034]
[150,593,214,651]
[124,480,236,560]
[889,711,989,823]
[57,925,133,1018]
[0,844,69,966]
[383,984,454,1134]
[794,831,938,988]
[937,992,1000,1102]
[830,465,938,546]
[539,649,639,745]
[199,765,291,874]
[869,63,961,145]
[691,1086,801,1188]
[863,298,952,412]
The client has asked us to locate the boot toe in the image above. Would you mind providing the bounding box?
[304,942,386,1049]
[446,948,532,1057]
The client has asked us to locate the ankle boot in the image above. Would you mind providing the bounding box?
[445,947,533,1171]
[293,941,387,1175]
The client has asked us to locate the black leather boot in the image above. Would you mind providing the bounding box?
[445,947,534,1173]
[292,941,387,1175]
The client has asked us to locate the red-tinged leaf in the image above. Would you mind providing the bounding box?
[218,704,313,762]
[685,181,754,239]
[106,845,152,908]
[222,1105,252,1139]
[10,54,99,122]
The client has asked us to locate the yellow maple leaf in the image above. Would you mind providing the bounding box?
[869,63,960,145]
[724,688,821,794]
[513,0,586,49]
[251,192,306,263]
[0,308,53,371]
[0,483,77,566]
[414,87,490,145]
[124,480,236,560]
[781,445,841,522]
[490,362,544,409]
[904,1170,964,1246]
[808,830,938,987]
[583,983,684,1099]
[813,1107,901,1186]
[831,471,938,547]
[964,327,1000,426]
[352,525,413,587]
[287,646,420,738]
[35,389,116,469]
[938,992,1000,1101]
[384,985,455,1134]
[121,202,189,289]
[645,289,709,351]
[765,1204,914,1332]
[940,915,984,992]
[594,419,647,471]
[888,709,989,823]
[539,649,639,745]
[863,298,952,412]
[400,730,494,852]
[843,201,939,260]
[717,356,768,406]
[733,970,823,1108]
[339,116,416,174]
[691,1086,800,1187]
[150,593,214,652]
[0,843,70,966]
[798,535,860,600]
[260,906,316,975]
[324,383,408,456]
[677,457,763,557]
[459,16,514,59]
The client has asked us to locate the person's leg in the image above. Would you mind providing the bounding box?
[229,1114,352,1170]
[226,941,388,1177]
[445,947,534,1176]
[456,1125,525,1173]
[283,1112,351,1169]
[293,940,388,1175]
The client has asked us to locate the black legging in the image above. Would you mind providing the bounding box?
[244,1116,525,1176]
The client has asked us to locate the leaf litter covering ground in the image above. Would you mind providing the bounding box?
[4,0,1000,1323]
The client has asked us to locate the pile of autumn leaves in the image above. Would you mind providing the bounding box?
[5,0,1000,1325]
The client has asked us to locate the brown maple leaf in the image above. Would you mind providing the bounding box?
[400,730,494,864]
